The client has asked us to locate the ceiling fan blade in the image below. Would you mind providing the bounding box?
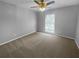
[31,6,38,8]
[34,0,40,5]
[47,1,55,5]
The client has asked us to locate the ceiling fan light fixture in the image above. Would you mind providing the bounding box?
[39,7,45,11]
[39,2,46,11]
[32,0,55,11]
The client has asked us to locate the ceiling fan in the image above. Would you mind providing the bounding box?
[31,0,55,11]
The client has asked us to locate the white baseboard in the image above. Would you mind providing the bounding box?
[55,34,75,40]
[44,32,75,40]
[0,32,75,48]
[75,40,79,48]
[56,34,79,48]
[0,31,36,46]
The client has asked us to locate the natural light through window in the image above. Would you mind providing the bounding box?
[45,14,55,33]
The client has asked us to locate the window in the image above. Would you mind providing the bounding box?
[45,14,55,33]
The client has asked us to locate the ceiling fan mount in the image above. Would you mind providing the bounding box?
[31,0,55,11]
[38,2,47,8]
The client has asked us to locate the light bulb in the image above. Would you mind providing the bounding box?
[39,8,45,11]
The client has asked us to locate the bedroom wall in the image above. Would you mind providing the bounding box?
[0,1,36,44]
[36,5,78,39]
[75,5,79,48]
[36,12,45,32]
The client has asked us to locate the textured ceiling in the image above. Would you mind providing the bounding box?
[0,0,79,10]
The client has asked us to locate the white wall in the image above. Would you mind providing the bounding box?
[0,1,36,44]
[75,5,79,48]
[37,6,78,39]
[36,12,45,32]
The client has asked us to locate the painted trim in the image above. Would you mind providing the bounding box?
[0,31,36,46]
[75,40,79,49]
[57,34,79,49]
[44,32,75,40]
[55,34,75,40]
[54,33,79,48]
[0,31,76,48]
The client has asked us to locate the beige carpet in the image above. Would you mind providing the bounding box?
[0,32,79,58]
